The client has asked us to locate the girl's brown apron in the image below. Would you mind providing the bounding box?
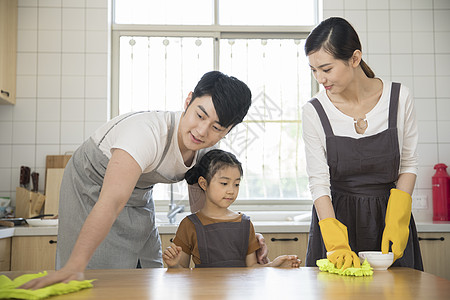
[188,213,250,267]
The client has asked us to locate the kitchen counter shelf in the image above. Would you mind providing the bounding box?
[1,221,450,237]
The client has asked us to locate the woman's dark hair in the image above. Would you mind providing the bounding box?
[305,17,375,78]
[188,71,252,129]
[185,149,243,185]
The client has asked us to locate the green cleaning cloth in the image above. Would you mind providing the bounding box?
[316,258,373,276]
[0,271,95,300]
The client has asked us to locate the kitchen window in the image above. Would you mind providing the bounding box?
[112,0,320,209]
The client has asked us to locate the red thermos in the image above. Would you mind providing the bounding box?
[432,163,450,221]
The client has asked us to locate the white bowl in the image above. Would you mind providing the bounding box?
[358,251,394,270]
[26,219,58,227]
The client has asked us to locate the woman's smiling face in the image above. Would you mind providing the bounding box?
[308,48,355,95]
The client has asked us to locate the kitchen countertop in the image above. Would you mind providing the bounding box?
[2,267,449,299]
[1,221,450,238]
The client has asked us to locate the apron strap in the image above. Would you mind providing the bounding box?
[154,112,175,170]
[97,111,148,147]
[388,82,401,129]
[187,214,210,264]
[309,98,334,137]
[98,111,175,172]
[240,214,250,258]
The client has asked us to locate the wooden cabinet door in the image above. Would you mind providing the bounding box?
[418,232,450,280]
[263,233,308,266]
[0,0,17,105]
[11,236,57,271]
[0,237,11,271]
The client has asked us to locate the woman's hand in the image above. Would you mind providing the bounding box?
[255,233,269,264]
[19,268,84,290]
[162,243,183,268]
[381,188,412,261]
[319,218,360,269]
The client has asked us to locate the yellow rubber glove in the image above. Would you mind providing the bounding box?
[319,218,360,270]
[381,188,412,261]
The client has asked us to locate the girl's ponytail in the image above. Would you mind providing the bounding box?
[185,166,201,184]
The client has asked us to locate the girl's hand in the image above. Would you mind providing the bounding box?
[162,243,183,268]
[19,268,84,290]
[270,255,301,268]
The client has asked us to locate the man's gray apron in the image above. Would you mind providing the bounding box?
[56,112,177,269]
[188,213,250,267]
[305,83,423,270]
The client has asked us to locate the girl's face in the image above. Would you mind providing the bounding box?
[308,48,356,95]
[200,166,241,210]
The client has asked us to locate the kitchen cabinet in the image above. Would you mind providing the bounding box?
[11,236,57,271]
[0,0,17,105]
[263,233,308,266]
[418,232,450,280]
[0,237,11,271]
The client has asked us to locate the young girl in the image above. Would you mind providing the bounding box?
[163,149,301,268]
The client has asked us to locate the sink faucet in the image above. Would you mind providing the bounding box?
[167,185,184,224]
[167,203,184,224]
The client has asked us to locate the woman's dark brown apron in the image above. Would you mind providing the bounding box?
[188,213,250,267]
[56,112,178,269]
[305,82,423,270]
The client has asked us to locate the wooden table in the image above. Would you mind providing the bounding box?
[2,267,450,299]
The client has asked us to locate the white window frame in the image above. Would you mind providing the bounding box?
[110,3,320,210]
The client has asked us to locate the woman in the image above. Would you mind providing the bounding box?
[302,17,423,270]
[22,71,268,289]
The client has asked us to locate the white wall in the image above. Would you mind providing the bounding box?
[0,0,110,206]
[0,0,449,222]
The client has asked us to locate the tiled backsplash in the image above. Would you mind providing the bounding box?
[0,0,449,222]
[0,0,109,204]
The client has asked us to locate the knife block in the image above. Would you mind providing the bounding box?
[15,187,45,218]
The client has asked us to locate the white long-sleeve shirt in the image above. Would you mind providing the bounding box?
[302,79,418,202]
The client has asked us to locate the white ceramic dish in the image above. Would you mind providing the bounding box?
[26,219,58,227]
[358,251,394,270]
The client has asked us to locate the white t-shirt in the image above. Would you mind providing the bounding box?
[91,111,205,181]
[302,79,418,202]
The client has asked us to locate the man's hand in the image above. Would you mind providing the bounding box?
[255,233,270,264]
[19,268,84,290]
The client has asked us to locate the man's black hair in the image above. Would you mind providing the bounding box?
[189,71,252,129]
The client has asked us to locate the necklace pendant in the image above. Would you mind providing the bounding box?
[354,118,368,130]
